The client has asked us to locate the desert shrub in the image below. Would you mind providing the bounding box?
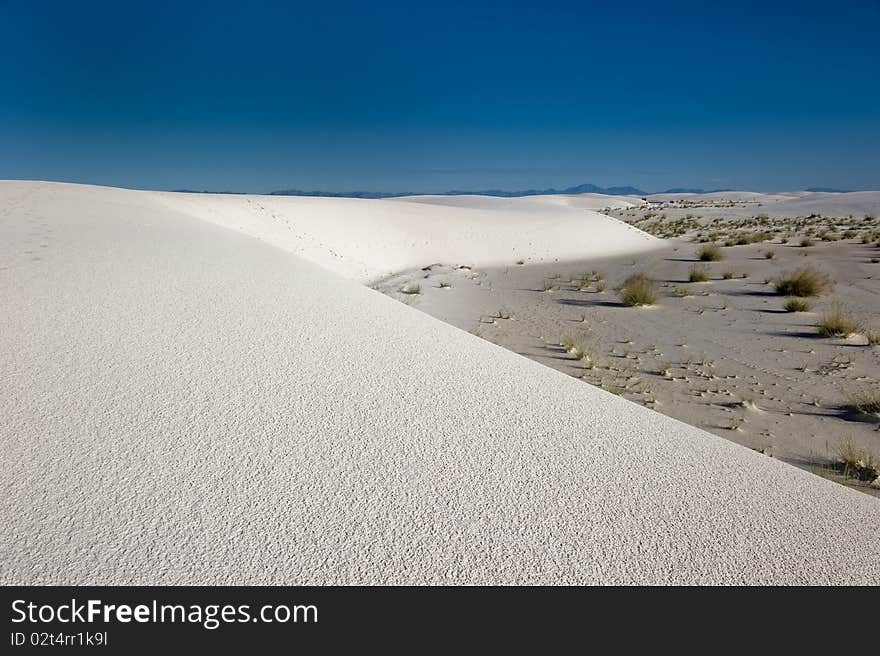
[799,237,814,247]
[697,244,723,261]
[689,265,710,282]
[847,390,880,415]
[619,273,657,307]
[838,441,880,482]
[774,267,833,297]
[722,271,734,280]
[817,306,861,337]
[764,250,776,259]
[784,297,811,312]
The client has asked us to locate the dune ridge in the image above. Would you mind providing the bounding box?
[2,180,879,585]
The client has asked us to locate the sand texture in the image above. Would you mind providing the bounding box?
[2,181,879,585]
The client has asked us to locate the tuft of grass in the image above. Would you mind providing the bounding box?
[619,273,657,307]
[866,329,880,345]
[674,286,692,297]
[400,284,422,295]
[595,281,606,293]
[722,270,734,280]
[689,265,710,283]
[784,297,811,312]
[657,362,671,376]
[837,440,880,482]
[764,249,777,259]
[542,282,557,293]
[438,281,452,289]
[817,305,861,337]
[799,237,814,247]
[847,390,880,416]
[697,244,723,261]
[774,266,833,297]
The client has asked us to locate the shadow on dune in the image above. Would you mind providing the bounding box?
[556,298,624,308]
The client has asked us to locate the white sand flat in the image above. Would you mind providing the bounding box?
[2,181,878,584]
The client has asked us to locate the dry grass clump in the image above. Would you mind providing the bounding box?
[619,273,657,307]
[689,265,710,283]
[764,249,777,259]
[774,266,833,297]
[697,244,723,261]
[817,305,861,337]
[784,297,811,312]
[722,270,734,280]
[838,441,880,482]
[799,237,814,247]
[866,329,880,345]
[847,389,880,416]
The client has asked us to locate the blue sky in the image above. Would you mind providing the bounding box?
[1,0,878,192]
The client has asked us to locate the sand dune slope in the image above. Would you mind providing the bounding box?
[154,187,659,282]
[2,181,879,585]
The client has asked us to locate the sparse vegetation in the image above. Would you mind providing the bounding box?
[619,273,657,307]
[697,244,723,262]
[847,390,880,416]
[784,297,811,312]
[837,441,880,482]
[799,237,814,247]
[774,266,833,297]
[689,265,710,283]
[722,271,734,280]
[674,286,692,297]
[817,305,861,337]
[764,249,776,259]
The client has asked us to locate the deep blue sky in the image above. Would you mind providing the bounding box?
[2,0,878,192]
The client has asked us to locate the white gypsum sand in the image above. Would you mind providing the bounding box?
[1,181,879,585]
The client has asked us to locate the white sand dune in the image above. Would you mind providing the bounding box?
[2,180,879,585]
[647,190,880,218]
[153,188,658,282]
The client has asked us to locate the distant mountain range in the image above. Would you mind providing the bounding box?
[267,183,687,198]
[172,183,853,198]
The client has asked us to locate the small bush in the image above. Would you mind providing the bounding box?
[799,237,814,247]
[847,390,880,415]
[689,265,710,282]
[722,271,734,280]
[764,250,776,259]
[774,266,833,297]
[817,306,861,337]
[784,297,811,312]
[400,284,421,295]
[674,286,692,297]
[697,244,723,261]
[866,329,880,345]
[838,441,880,482]
[619,273,657,307]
